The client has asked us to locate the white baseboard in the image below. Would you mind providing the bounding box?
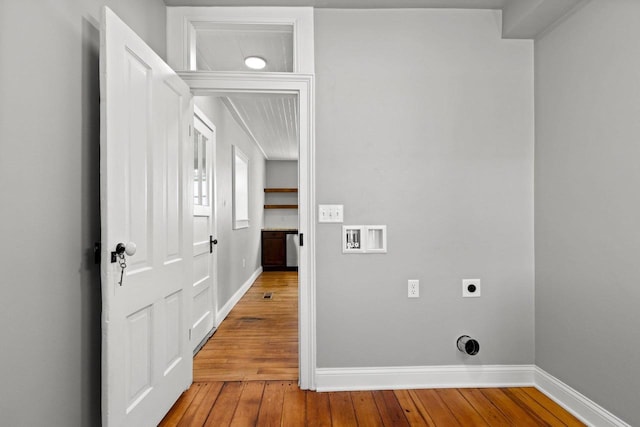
[534,367,631,427]
[215,267,262,327]
[315,364,629,425]
[315,365,535,392]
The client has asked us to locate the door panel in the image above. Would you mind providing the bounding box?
[124,50,152,270]
[100,7,193,427]
[164,291,183,373]
[126,306,152,410]
[193,252,210,283]
[194,216,208,238]
[161,82,183,261]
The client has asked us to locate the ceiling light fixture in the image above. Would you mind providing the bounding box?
[244,56,267,70]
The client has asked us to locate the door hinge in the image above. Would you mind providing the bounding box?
[299,233,304,247]
[209,235,217,253]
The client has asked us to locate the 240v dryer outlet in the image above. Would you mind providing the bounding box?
[462,279,481,297]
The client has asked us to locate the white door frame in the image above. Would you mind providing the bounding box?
[180,71,316,390]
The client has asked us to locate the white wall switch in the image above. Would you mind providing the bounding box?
[462,279,481,297]
[408,280,419,298]
[318,204,344,223]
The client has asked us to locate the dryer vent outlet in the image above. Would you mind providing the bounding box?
[457,335,480,356]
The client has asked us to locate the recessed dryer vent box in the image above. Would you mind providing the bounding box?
[366,226,387,253]
[342,225,387,254]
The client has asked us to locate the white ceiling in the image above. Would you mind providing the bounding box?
[192,23,299,159]
[166,0,506,8]
[223,94,299,160]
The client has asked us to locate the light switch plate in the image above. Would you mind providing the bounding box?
[318,204,344,223]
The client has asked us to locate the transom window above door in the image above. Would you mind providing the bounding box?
[167,7,315,74]
[195,23,294,73]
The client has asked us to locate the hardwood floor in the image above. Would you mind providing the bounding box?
[161,271,584,426]
[193,271,298,382]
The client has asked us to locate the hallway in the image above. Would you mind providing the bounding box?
[194,271,298,382]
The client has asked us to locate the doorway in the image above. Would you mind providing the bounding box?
[180,75,315,389]
[189,88,305,384]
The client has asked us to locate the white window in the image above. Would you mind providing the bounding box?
[193,128,210,208]
[233,145,249,229]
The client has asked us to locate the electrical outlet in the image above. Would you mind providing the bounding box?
[408,280,419,298]
[462,279,481,297]
[242,258,246,268]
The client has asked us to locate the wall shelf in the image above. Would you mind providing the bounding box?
[264,188,298,209]
[264,188,298,193]
[265,204,298,209]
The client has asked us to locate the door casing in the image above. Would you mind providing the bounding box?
[179,71,316,390]
[167,7,316,390]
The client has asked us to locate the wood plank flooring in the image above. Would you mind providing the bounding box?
[193,271,298,382]
[162,272,584,426]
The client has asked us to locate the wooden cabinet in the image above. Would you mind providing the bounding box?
[262,231,286,268]
[261,230,298,271]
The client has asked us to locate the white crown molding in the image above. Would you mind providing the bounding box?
[215,267,262,326]
[534,367,632,427]
[315,365,535,392]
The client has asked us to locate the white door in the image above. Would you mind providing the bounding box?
[191,107,217,352]
[100,7,193,427]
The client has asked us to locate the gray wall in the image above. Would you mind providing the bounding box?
[535,1,640,424]
[314,9,535,367]
[195,97,266,309]
[265,160,298,229]
[0,0,166,426]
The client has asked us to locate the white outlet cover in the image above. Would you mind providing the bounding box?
[408,279,419,298]
[462,279,481,297]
